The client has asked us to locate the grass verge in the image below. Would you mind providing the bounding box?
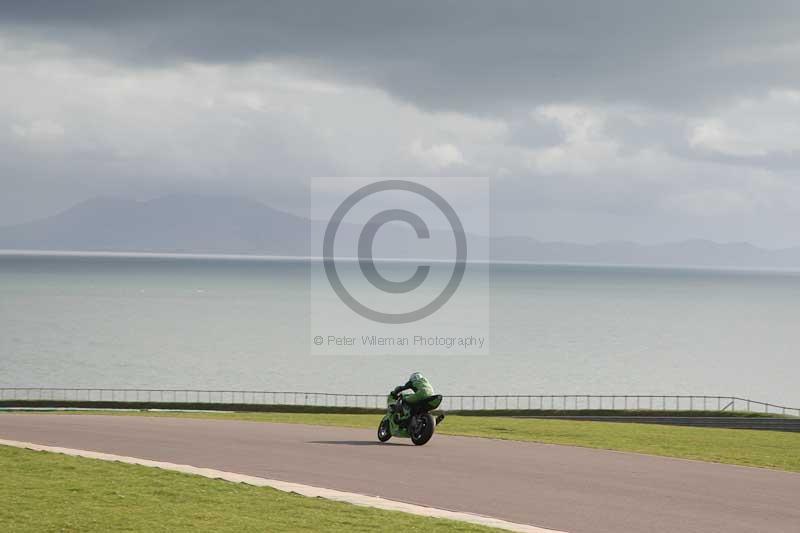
[0,445,498,532]
[22,409,800,472]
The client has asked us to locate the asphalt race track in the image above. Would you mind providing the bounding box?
[2,414,798,533]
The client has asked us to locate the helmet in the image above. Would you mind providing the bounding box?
[408,372,424,383]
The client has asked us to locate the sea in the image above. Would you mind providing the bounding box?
[1,252,798,407]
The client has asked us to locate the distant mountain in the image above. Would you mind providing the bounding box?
[491,236,800,269]
[3,194,800,268]
[0,194,310,256]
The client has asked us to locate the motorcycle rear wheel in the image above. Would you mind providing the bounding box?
[410,413,435,445]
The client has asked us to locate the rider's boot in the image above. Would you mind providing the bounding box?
[435,412,446,425]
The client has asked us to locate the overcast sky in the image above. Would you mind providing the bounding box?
[2,1,800,246]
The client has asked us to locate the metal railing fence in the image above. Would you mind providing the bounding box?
[1,388,798,416]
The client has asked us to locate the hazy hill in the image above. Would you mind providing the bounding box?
[491,236,800,268]
[0,194,310,256]
[3,194,800,268]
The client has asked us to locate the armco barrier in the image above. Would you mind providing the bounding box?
[0,389,797,417]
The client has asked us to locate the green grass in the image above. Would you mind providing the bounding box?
[0,445,498,532]
[29,409,800,472]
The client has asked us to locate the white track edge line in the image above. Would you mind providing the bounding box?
[0,438,565,533]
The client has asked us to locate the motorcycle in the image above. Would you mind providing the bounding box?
[377,391,445,445]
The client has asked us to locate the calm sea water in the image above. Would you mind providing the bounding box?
[1,253,799,406]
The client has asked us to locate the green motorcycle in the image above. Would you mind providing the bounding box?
[377,391,445,445]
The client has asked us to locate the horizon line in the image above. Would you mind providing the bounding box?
[3,249,800,275]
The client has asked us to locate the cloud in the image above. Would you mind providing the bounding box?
[4,1,800,115]
[662,189,760,217]
[12,119,65,142]
[688,90,800,158]
[409,140,465,170]
[1,2,800,247]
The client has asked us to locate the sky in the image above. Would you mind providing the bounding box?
[2,1,800,246]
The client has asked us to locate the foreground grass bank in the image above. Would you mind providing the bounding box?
[0,445,497,532]
[24,410,800,472]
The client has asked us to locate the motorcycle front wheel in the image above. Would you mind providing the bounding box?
[410,413,435,445]
[377,419,391,442]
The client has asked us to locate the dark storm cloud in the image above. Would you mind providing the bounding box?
[4,1,800,114]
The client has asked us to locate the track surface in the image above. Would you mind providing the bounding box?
[2,414,799,533]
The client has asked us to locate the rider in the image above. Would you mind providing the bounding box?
[391,372,444,424]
